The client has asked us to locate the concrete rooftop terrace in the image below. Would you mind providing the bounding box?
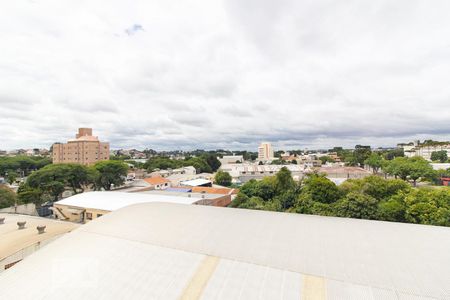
[0,214,78,261]
[0,203,449,299]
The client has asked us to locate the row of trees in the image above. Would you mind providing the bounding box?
[16,161,128,206]
[143,154,221,174]
[0,156,52,182]
[230,168,450,227]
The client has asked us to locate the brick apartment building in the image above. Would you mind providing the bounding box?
[52,128,110,165]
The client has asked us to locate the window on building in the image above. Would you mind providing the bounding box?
[86,212,92,220]
[97,214,103,218]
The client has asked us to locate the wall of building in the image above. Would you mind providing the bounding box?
[53,141,109,165]
[0,204,37,216]
[0,235,62,273]
[53,204,111,223]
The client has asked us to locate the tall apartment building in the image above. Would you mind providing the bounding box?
[52,128,110,165]
[258,142,274,161]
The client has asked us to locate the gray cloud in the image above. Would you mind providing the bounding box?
[1,0,450,151]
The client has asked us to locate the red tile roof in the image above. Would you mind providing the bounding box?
[143,177,171,185]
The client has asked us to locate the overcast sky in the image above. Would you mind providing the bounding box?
[1,0,450,151]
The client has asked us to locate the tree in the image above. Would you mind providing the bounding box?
[24,164,71,202]
[185,157,212,173]
[66,164,95,193]
[383,148,404,160]
[6,171,18,185]
[92,161,128,191]
[404,189,450,226]
[203,154,221,172]
[383,157,433,186]
[0,185,17,209]
[275,167,295,193]
[364,153,383,173]
[335,192,379,220]
[319,156,335,164]
[344,154,359,166]
[431,150,448,163]
[353,145,372,167]
[294,193,334,216]
[340,176,410,201]
[17,185,44,206]
[301,174,340,204]
[378,194,407,222]
[408,157,434,187]
[214,171,232,187]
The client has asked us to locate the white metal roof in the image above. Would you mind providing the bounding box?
[55,191,201,211]
[180,178,212,186]
[0,203,449,299]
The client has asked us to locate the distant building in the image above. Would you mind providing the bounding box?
[401,141,450,160]
[52,128,110,165]
[258,142,274,161]
[52,191,230,222]
[220,163,306,183]
[219,155,244,165]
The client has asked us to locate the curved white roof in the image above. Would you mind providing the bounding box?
[55,191,201,211]
[0,203,449,299]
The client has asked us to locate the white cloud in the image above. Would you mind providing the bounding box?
[1,0,450,150]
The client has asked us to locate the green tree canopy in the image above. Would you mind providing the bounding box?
[202,154,221,172]
[0,185,17,209]
[92,161,128,191]
[353,145,372,167]
[431,150,448,163]
[319,156,335,164]
[364,153,383,173]
[334,191,379,220]
[214,171,232,187]
[301,174,340,204]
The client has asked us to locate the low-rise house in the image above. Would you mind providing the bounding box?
[143,177,171,190]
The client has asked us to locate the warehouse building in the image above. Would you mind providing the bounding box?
[1,203,449,299]
[52,191,231,223]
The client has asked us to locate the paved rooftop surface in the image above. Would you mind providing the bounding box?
[0,214,78,261]
[0,203,449,299]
